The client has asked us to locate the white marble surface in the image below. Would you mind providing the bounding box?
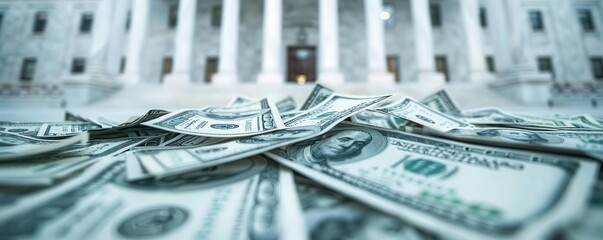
[1,83,601,123]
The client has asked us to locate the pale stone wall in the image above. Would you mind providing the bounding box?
[339,0,368,83]
[191,0,221,83]
[0,0,602,85]
[0,1,97,83]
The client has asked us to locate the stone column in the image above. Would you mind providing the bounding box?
[317,0,344,84]
[364,0,394,84]
[87,0,115,80]
[410,0,445,85]
[165,0,198,85]
[550,0,590,81]
[489,0,551,105]
[257,0,284,84]
[105,0,128,76]
[489,0,512,71]
[460,0,492,82]
[213,0,240,85]
[123,0,151,84]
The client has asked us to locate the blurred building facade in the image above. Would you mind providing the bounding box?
[0,0,602,106]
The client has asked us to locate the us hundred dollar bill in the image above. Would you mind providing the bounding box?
[352,89,460,131]
[458,108,603,130]
[0,132,89,161]
[0,155,305,240]
[265,122,599,240]
[300,84,334,110]
[377,97,474,132]
[129,93,392,178]
[227,96,297,113]
[65,111,119,128]
[36,122,101,138]
[226,95,257,107]
[294,174,438,240]
[0,137,147,186]
[419,89,462,114]
[429,127,603,157]
[565,180,603,240]
[142,98,285,138]
[275,96,297,113]
[0,122,44,137]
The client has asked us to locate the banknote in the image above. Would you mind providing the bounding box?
[129,134,221,152]
[64,111,90,122]
[419,89,462,114]
[226,95,257,106]
[88,110,170,138]
[0,137,147,186]
[352,89,459,131]
[65,111,119,128]
[547,114,603,128]
[115,109,171,127]
[565,180,603,240]
[294,174,437,240]
[587,152,603,162]
[0,155,305,240]
[129,133,176,149]
[0,132,89,161]
[90,127,168,140]
[281,111,303,121]
[160,134,215,147]
[276,96,297,113]
[459,108,603,130]
[142,98,285,138]
[429,127,603,156]
[130,93,392,178]
[300,84,334,110]
[265,122,598,239]
[36,122,101,138]
[377,98,474,132]
[351,109,423,133]
[0,121,44,137]
[230,96,297,113]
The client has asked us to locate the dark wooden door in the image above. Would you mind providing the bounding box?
[160,57,173,83]
[205,57,219,83]
[287,46,316,84]
[387,55,400,83]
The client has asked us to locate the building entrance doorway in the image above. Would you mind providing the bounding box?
[287,46,316,84]
[160,57,173,83]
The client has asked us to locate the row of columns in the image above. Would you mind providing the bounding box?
[92,0,495,85]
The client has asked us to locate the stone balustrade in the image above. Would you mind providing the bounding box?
[0,82,64,98]
[549,81,603,108]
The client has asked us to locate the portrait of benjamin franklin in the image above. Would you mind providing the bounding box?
[476,129,563,144]
[286,128,386,166]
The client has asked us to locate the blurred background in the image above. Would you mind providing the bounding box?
[0,0,602,121]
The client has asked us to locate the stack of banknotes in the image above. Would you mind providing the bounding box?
[0,84,601,239]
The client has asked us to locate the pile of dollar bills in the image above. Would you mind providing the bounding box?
[0,84,601,239]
